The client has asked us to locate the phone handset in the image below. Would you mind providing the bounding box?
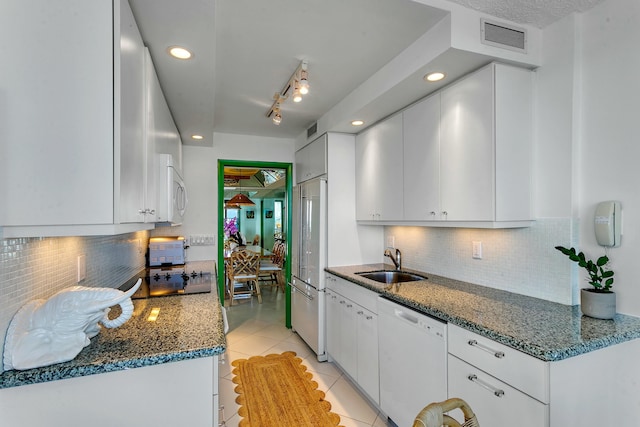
[594,201,622,247]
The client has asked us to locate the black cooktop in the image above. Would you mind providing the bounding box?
[120,266,213,299]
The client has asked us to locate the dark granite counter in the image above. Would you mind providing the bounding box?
[0,261,226,389]
[326,264,640,362]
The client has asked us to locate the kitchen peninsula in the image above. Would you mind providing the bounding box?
[0,261,226,427]
[326,264,640,426]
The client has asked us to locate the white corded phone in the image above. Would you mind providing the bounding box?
[594,201,622,247]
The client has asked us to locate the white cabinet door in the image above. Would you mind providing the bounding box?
[338,294,358,379]
[356,306,379,404]
[0,0,114,227]
[403,93,441,221]
[117,0,146,224]
[296,134,327,183]
[355,113,403,221]
[440,65,494,221]
[325,289,341,361]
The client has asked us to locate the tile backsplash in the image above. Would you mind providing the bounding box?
[0,230,149,373]
[385,218,577,305]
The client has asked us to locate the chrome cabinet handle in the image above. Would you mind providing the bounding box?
[357,310,364,315]
[468,339,505,359]
[468,374,505,398]
[346,304,353,308]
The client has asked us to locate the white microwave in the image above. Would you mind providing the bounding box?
[156,154,188,225]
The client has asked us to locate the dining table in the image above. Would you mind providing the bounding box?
[223,244,273,260]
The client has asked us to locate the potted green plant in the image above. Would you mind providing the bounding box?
[555,246,616,319]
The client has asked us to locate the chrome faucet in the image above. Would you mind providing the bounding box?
[384,248,402,271]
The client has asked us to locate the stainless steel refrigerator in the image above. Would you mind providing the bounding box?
[290,176,327,361]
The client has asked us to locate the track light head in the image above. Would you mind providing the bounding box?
[292,82,302,103]
[299,70,309,95]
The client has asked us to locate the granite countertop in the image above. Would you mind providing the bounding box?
[326,264,640,362]
[0,261,226,389]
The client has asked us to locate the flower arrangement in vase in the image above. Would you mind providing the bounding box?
[224,217,243,248]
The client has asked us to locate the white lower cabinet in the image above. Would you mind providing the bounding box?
[325,274,379,404]
[448,355,547,427]
[0,356,219,427]
[447,324,548,426]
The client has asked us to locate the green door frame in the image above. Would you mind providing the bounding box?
[217,159,293,328]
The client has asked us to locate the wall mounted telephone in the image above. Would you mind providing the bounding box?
[594,201,622,247]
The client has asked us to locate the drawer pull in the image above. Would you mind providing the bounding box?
[468,339,505,359]
[468,374,505,398]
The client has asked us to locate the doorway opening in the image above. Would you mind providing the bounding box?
[217,160,293,328]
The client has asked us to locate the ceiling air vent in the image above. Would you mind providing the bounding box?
[481,19,527,53]
[307,122,318,139]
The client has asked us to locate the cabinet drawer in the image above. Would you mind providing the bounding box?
[448,324,549,403]
[448,355,548,427]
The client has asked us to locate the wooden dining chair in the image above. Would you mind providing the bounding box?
[413,398,479,427]
[259,241,285,293]
[227,249,262,305]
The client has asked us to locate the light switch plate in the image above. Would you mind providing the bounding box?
[472,241,482,259]
[387,236,395,248]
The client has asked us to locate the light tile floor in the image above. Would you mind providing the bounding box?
[219,288,391,427]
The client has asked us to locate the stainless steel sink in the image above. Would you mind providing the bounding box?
[356,270,427,284]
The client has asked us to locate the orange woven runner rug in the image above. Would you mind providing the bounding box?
[232,351,342,427]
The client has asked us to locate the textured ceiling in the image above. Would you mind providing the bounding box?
[446,0,607,28]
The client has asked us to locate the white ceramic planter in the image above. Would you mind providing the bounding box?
[580,288,616,319]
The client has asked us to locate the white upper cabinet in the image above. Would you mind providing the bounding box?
[118,0,148,224]
[295,134,327,183]
[0,0,163,236]
[402,93,441,221]
[144,48,184,223]
[439,63,532,223]
[355,112,404,221]
[356,62,533,228]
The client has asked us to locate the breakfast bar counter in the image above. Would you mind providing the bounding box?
[326,263,640,362]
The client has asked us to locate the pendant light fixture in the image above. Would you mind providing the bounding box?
[226,193,255,206]
[226,175,255,207]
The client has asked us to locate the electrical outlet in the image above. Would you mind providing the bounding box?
[77,254,86,282]
[472,241,482,259]
[387,236,395,248]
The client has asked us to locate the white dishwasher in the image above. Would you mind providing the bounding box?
[378,297,447,427]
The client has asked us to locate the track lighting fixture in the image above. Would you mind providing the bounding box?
[266,60,310,124]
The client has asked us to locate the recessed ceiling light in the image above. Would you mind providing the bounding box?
[424,72,446,82]
[351,120,365,126]
[191,134,204,140]
[167,46,193,60]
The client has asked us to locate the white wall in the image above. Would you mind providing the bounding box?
[177,132,295,262]
[577,0,640,315]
